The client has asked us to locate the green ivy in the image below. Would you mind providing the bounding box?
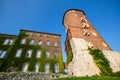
[88,48,113,76]
[66,49,73,65]
[0,31,64,73]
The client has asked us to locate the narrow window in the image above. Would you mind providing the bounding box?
[54,51,58,58]
[44,63,50,73]
[3,39,9,45]
[35,63,40,72]
[22,63,28,72]
[84,32,90,37]
[36,50,41,58]
[54,64,59,73]
[46,51,50,58]
[83,24,89,29]
[21,39,26,44]
[15,49,23,57]
[26,50,32,58]
[0,50,7,58]
[46,41,50,46]
[54,42,57,47]
[29,39,34,45]
[38,40,42,46]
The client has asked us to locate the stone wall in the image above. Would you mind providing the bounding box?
[0,72,68,80]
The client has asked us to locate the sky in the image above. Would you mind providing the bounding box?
[0,0,120,62]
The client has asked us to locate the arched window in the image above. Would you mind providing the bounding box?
[22,63,28,72]
[35,63,40,72]
[54,64,59,73]
[44,63,50,73]
[29,39,34,45]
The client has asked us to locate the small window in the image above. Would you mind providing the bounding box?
[29,39,34,45]
[54,64,59,73]
[46,51,50,58]
[54,51,58,58]
[54,42,57,47]
[81,18,86,23]
[9,39,14,45]
[15,49,23,57]
[36,50,41,58]
[46,41,50,46]
[26,50,32,58]
[35,63,40,72]
[44,63,50,73]
[84,32,90,37]
[21,39,26,44]
[0,50,7,58]
[22,63,28,72]
[38,40,42,46]
[83,24,89,29]
[103,42,107,47]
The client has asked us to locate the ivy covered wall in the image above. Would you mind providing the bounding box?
[0,31,64,73]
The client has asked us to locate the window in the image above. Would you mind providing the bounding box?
[21,39,26,44]
[83,24,89,29]
[36,50,41,58]
[46,41,50,46]
[46,51,50,58]
[35,63,40,72]
[29,39,34,45]
[103,42,107,47]
[15,49,23,57]
[44,63,50,73]
[26,50,32,58]
[54,42,57,47]
[81,18,86,23]
[3,39,13,45]
[0,50,7,58]
[22,63,28,72]
[54,51,58,58]
[38,40,42,46]
[84,32,90,37]
[54,64,59,73]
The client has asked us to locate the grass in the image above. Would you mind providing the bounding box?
[55,76,120,80]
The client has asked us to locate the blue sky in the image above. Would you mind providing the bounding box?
[0,0,120,62]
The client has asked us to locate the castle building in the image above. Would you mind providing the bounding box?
[0,29,64,73]
[62,9,120,76]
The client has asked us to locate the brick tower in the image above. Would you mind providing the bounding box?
[62,9,116,76]
[63,9,111,52]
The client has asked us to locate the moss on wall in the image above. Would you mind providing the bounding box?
[67,49,73,65]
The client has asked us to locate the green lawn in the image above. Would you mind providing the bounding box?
[55,76,120,80]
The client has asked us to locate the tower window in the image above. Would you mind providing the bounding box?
[83,24,89,29]
[26,50,32,58]
[84,32,90,37]
[0,50,7,58]
[15,49,23,57]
